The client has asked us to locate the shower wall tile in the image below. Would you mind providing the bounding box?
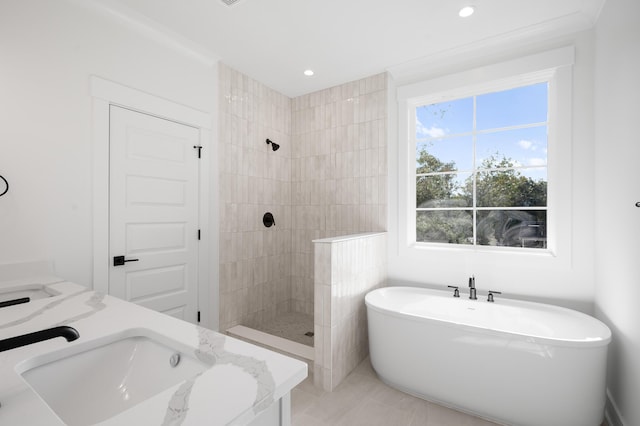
[219,65,388,334]
[290,73,388,315]
[313,232,387,392]
[218,63,293,332]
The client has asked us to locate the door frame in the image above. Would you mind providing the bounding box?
[90,76,218,330]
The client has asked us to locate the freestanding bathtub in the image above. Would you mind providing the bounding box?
[365,286,611,426]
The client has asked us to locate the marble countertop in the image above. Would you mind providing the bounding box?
[0,273,307,425]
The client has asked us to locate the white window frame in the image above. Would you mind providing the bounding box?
[396,47,574,260]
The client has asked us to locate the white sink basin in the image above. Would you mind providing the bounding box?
[0,284,59,304]
[17,329,211,425]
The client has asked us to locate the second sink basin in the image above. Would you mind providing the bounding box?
[17,329,211,425]
[0,284,59,304]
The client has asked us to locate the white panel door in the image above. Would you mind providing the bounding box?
[109,105,200,323]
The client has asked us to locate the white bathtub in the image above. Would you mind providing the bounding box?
[365,286,611,426]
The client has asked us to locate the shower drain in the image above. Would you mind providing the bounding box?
[304,331,314,337]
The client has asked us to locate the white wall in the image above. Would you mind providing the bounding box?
[387,31,597,312]
[594,0,640,424]
[0,0,217,286]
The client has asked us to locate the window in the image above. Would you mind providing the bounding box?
[395,47,575,256]
[414,82,548,249]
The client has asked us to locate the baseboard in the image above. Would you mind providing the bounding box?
[605,389,626,426]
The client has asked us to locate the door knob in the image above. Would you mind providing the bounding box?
[113,256,139,266]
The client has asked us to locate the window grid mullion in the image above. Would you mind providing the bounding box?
[416,164,547,178]
[416,120,548,144]
[417,206,548,211]
[413,80,550,250]
[472,95,477,246]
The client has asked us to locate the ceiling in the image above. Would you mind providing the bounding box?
[89,0,606,97]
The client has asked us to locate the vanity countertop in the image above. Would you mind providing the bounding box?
[0,274,307,425]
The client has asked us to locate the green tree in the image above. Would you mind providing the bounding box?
[417,210,472,244]
[416,152,547,246]
[463,154,547,247]
[464,155,547,207]
[416,148,458,208]
[416,148,471,243]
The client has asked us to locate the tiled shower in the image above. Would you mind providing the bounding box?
[218,63,388,367]
[219,63,293,333]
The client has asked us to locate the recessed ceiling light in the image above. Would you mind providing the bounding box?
[304,69,314,77]
[459,6,475,17]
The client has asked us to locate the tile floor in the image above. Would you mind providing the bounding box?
[291,357,500,426]
[254,312,314,347]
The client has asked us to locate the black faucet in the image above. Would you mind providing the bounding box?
[0,326,80,352]
[0,297,30,309]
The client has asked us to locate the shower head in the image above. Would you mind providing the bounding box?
[266,139,280,151]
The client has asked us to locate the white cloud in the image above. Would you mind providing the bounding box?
[417,118,446,138]
[518,139,533,150]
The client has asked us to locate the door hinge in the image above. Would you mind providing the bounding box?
[197,311,201,323]
[198,229,201,240]
[193,145,203,158]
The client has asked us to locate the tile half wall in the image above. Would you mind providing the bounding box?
[313,232,387,391]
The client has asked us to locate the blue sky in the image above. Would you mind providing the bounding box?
[415,82,548,180]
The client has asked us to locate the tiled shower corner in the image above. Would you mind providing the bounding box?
[219,64,388,334]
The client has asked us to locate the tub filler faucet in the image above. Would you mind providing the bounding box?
[468,276,477,300]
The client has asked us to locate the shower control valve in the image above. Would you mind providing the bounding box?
[487,290,502,302]
[447,285,460,298]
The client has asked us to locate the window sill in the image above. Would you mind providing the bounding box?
[408,241,556,257]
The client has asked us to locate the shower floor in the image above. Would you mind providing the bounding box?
[253,312,314,347]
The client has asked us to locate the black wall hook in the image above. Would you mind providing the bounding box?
[0,175,8,197]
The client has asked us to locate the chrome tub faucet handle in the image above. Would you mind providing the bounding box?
[447,285,460,297]
[487,290,502,302]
